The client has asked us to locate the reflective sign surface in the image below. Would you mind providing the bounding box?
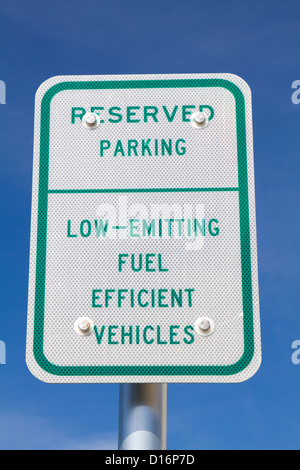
[26,73,261,383]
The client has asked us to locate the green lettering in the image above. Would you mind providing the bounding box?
[127,106,140,123]
[183,325,195,344]
[182,105,195,122]
[114,140,125,157]
[118,289,128,307]
[121,325,133,344]
[145,253,155,272]
[162,105,178,122]
[108,107,122,123]
[158,289,168,308]
[131,254,143,272]
[100,140,110,157]
[105,289,115,307]
[80,220,91,237]
[175,139,186,155]
[157,326,167,344]
[108,325,118,344]
[128,139,138,156]
[184,289,195,307]
[142,219,155,237]
[194,219,205,236]
[118,253,129,272]
[199,105,214,120]
[71,107,86,123]
[94,219,108,237]
[94,325,105,344]
[171,289,182,307]
[143,325,154,344]
[141,139,152,156]
[161,139,172,156]
[138,289,149,308]
[92,289,102,308]
[208,219,219,236]
[130,219,140,237]
[91,107,104,122]
[158,254,169,272]
[67,219,77,237]
[144,106,158,122]
[170,325,180,344]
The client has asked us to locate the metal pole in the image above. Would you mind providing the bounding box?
[118,383,167,450]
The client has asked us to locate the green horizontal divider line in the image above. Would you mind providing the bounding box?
[48,187,239,194]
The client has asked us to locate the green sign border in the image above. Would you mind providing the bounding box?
[33,78,254,377]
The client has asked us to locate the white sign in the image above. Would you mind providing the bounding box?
[26,73,261,383]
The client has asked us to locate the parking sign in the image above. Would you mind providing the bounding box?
[26,73,261,383]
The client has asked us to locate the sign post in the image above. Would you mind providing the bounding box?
[118,383,167,450]
[27,72,261,447]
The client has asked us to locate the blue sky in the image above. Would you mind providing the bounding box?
[0,0,300,450]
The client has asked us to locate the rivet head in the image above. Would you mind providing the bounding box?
[74,317,94,336]
[195,317,214,336]
[190,111,209,129]
[85,114,96,125]
[199,319,210,331]
[78,319,90,332]
[82,112,100,129]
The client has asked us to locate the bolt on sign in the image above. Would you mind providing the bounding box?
[26,73,261,383]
